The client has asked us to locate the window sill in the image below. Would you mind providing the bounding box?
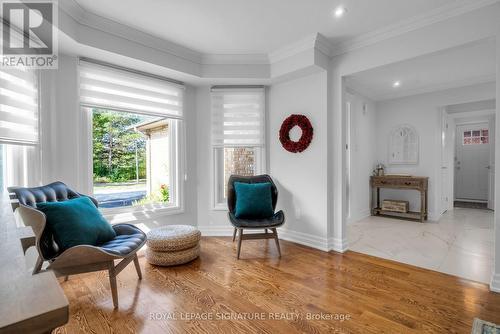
[212,203,228,211]
[101,204,184,224]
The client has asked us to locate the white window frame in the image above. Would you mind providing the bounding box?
[462,127,489,145]
[83,107,185,222]
[212,146,265,210]
[79,61,186,221]
[211,87,267,211]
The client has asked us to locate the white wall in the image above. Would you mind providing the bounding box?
[268,71,329,246]
[492,27,500,293]
[345,90,376,223]
[195,71,331,249]
[374,82,496,220]
[195,86,230,234]
[41,55,82,189]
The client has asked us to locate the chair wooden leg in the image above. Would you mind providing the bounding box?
[232,228,237,242]
[236,229,243,259]
[272,228,281,257]
[133,254,142,280]
[64,275,69,282]
[32,255,44,275]
[108,262,118,309]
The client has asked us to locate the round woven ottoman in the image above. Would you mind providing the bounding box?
[146,225,201,266]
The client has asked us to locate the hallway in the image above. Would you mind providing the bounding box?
[349,208,494,283]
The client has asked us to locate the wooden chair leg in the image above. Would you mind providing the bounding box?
[272,228,281,257]
[232,228,237,242]
[108,262,118,309]
[64,275,69,282]
[32,255,44,275]
[133,254,142,280]
[236,229,243,259]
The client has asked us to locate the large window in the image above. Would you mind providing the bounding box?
[0,68,41,190]
[80,60,184,210]
[211,87,265,208]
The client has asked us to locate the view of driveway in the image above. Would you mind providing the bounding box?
[94,182,146,208]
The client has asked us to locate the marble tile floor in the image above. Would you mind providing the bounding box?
[348,208,494,284]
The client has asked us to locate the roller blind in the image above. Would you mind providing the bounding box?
[0,68,39,145]
[79,60,184,118]
[211,88,265,147]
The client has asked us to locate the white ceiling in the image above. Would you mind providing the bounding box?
[346,38,497,101]
[73,0,456,54]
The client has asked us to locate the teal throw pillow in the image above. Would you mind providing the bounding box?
[36,197,116,251]
[234,182,274,219]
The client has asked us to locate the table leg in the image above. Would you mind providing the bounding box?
[425,189,428,219]
[420,190,425,223]
[376,188,380,209]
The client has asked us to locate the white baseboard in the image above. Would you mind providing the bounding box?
[455,198,487,203]
[428,211,442,221]
[491,273,500,293]
[198,225,346,253]
[328,237,348,253]
[278,228,330,252]
[347,210,371,224]
[198,225,234,237]
[349,210,441,223]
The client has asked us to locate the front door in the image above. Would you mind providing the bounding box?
[455,123,490,201]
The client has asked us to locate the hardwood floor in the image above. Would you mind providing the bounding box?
[54,237,500,334]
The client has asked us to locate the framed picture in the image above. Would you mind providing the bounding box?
[389,124,418,165]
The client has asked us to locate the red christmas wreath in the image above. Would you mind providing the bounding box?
[279,114,313,153]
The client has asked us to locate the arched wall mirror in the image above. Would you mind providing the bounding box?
[389,124,419,165]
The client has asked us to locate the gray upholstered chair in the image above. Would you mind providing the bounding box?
[9,181,146,309]
[227,175,285,259]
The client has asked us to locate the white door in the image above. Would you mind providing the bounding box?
[440,111,453,213]
[455,123,490,201]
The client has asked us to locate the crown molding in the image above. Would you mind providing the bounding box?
[332,0,500,57]
[268,33,319,64]
[201,53,269,65]
[268,33,335,64]
[59,0,271,67]
[449,109,496,120]
[58,0,498,81]
[59,0,203,64]
[58,0,86,21]
[315,33,335,57]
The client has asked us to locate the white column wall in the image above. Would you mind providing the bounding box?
[491,26,500,292]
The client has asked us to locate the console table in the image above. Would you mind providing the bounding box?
[370,175,429,222]
[0,191,68,333]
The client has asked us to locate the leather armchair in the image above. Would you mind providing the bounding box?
[9,181,146,309]
[227,175,285,259]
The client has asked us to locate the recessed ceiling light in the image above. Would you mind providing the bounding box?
[393,81,401,88]
[333,6,347,18]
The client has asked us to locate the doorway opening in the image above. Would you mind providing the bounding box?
[453,119,494,210]
[343,38,496,284]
